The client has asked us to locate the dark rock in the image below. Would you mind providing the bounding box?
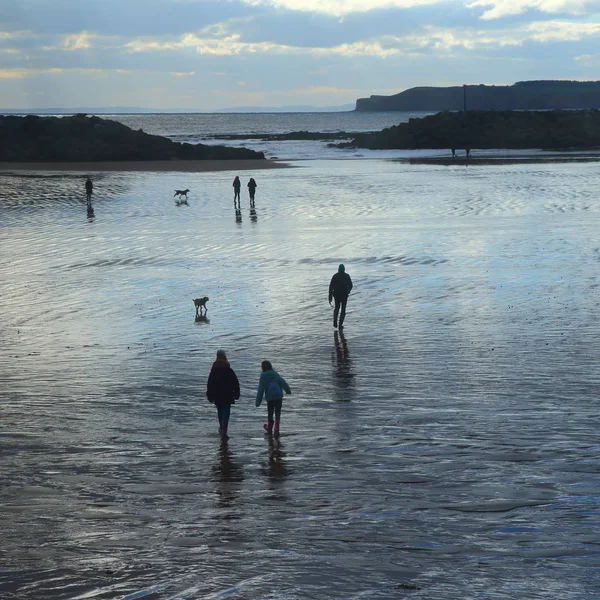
[339,110,600,150]
[0,114,265,162]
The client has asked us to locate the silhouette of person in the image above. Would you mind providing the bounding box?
[85,176,93,201]
[206,349,240,440]
[465,148,471,158]
[329,264,353,329]
[233,176,241,205]
[451,148,456,159]
[247,177,257,205]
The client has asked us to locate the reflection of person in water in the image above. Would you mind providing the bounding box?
[332,329,356,401]
[329,264,353,329]
[212,440,244,508]
[263,436,288,482]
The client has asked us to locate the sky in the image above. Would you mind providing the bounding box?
[1,0,599,110]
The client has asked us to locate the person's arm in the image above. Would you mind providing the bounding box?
[231,369,240,400]
[347,274,353,294]
[279,376,291,395]
[329,275,335,304]
[255,375,265,407]
[206,370,215,403]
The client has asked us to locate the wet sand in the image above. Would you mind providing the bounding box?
[1,159,600,599]
[0,158,290,173]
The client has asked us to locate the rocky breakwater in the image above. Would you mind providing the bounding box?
[338,110,600,150]
[0,114,265,161]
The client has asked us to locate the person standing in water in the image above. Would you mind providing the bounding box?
[233,176,241,205]
[85,176,93,201]
[255,360,291,436]
[329,264,353,329]
[206,349,240,440]
[247,177,257,204]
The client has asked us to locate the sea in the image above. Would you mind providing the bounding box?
[1,111,600,600]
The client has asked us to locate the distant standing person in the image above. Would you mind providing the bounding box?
[85,176,93,201]
[247,177,257,203]
[233,176,241,204]
[206,349,240,440]
[329,264,353,329]
[255,360,291,436]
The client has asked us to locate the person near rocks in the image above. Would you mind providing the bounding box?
[255,360,291,436]
[247,177,257,204]
[206,349,240,440]
[233,176,241,204]
[329,264,353,329]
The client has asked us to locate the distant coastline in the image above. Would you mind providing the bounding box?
[355,80,600,112]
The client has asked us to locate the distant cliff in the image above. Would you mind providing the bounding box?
[0,114,265,162]
[339,110,600,150]
[355,81,600,112]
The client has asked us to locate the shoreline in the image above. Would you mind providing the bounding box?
[399,152,600,166]
[0,159,291,173]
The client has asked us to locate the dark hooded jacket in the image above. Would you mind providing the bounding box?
[206,359,240,405]
[329,270,353,302]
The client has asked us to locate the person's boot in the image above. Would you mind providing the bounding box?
[263,422,273,434]
[274,418,280,436]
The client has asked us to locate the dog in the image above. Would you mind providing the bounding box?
[174,189,190,199]
[193,296,209,317]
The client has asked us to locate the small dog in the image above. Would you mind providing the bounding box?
[193,296,209,317]
[174,189,190,199]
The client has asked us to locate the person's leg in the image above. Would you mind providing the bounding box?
[273,399,282,435]
[339,297,348,327]
[333,297,341,328]
[264,401,275,433]
[216,403,224,434]
[221,402,231,438]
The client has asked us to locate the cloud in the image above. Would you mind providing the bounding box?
[466,0,595,20]
[240,0,443,16]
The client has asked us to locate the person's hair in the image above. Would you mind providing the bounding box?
[216,349,227,358]
[261,360,273,371]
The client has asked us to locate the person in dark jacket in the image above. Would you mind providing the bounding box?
[233,176,241,205]
[206,349,240,440]
[329,264,353,329]
[85,176,93,201]
[247,177,257,204]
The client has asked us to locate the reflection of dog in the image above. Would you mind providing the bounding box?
[193,296,209,317]
[175,198,188,206]
[174,189,190,199]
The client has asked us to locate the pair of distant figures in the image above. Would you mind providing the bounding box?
[233,176,257,206]
[451,148,471,158]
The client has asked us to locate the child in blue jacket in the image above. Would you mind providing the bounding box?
[255,360,291,435]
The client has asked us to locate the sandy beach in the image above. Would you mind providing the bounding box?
[0,158,291,173]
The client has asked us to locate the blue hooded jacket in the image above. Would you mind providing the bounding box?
[255,369,291,407]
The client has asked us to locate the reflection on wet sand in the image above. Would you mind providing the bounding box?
[211,440,244,510]
[332,330,355,401]
[262,436,288,483]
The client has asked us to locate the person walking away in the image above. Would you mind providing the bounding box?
[233,176,241,205]
[85,176,93,201]
[206,349,240,440]
[247,177,257,204]
[329,264,353,329]
[255,360,291,436]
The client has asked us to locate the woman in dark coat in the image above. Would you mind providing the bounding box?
[206,349,240,440]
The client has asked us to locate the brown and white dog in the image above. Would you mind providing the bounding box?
[193,296,209,317]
